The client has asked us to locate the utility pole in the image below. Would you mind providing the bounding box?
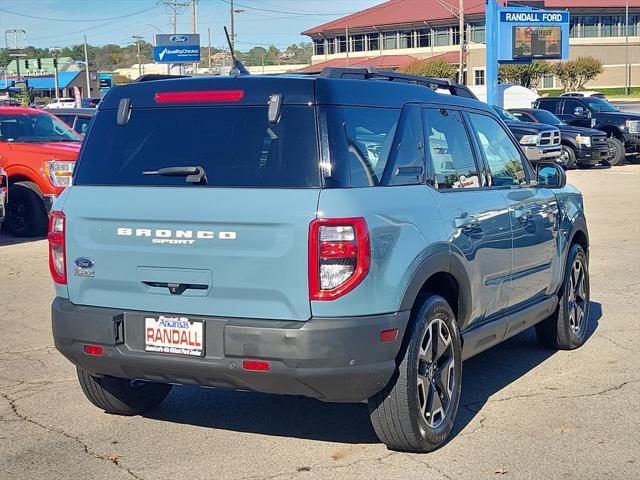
[191,0,198,72]
[625,0,630,95]
[458,0,464,84]
[83,35,91,98]
[52,49,59,99]
[132,35,144,77]
[230,0,235,54]
[208,27,212,73]
[345,25,350,67]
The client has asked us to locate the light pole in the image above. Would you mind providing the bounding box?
[625,0,630,95]
[83,35,91,98]
[230,0,245,54]
[132,35,144,77]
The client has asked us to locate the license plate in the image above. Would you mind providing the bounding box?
[144,315,204,357]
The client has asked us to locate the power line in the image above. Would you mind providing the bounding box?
[0,3,160,23]
[218,0,358,16]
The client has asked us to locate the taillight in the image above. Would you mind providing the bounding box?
[154,90,245,104]
[48,211,67,284]
[309,217,370,301]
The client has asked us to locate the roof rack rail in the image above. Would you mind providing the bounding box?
[319,67,477,100]
[133,74,190,83]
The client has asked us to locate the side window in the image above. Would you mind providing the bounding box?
[75,116,92,135]
[467,113,528,187]
[423,108,479,189]
[537,99,559,114]
[384,105,425,186]
[56,115,74,126]
[562,99,583,115]
[511,112,533,122]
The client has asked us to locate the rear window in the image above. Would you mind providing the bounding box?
[73,106,320,188]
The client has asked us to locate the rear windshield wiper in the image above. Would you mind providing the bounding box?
[143,165,207,185]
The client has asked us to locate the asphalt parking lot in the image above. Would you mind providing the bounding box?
[1,165,639,480]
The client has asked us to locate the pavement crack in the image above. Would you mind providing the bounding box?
[0,346,56,355]
[0,391,144,480]
[595,332,637,352]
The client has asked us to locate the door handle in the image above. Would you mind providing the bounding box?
[454,212,479,229]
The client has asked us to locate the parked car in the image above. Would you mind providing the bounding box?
[0,106,82,236]
[560,91,606,99]
[81,97,101,108]
[30,101,47,109]
[509,108,609,169]
[50,69,591,453]
[492,106,561,164]
[533,96,640,166]
[0,98,21,106]
[47,108,95,136]
[44,98,76,109]
[0,164,6,226]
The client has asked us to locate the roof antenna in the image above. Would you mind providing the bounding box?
[224,26,250,76]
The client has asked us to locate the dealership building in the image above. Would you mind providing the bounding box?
[301,0,640,89]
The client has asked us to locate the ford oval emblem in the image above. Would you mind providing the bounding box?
[75,257,95,269]
[170,35,189,43]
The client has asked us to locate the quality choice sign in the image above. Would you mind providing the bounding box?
[153,34,200,63]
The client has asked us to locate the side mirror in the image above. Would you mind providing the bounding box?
[573,106,587,118]
[537,163,567,189]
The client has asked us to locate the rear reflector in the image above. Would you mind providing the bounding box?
[243,360,270,372]
[380,329,399,343]
[83,345,104,356]
[154,90,245,104]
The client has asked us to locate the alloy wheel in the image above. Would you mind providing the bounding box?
[558,148,570,167]
[417,317,456,429]
[607,141,618,162]
[567,259,587,335]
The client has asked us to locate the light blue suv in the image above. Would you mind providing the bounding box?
[50,68,590,453]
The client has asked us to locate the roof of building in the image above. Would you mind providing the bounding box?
[297,54,417,73]
[302,0,640,36]
[0,71,81,91]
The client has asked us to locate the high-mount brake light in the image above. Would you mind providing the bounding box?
[154,90,245,104]
[48,211,67,284]
[309,217,370,301]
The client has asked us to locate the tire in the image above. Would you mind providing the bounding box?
[558,145,577,169]
[2,181,48,237]
[77,367,172,415]
[536,244,590,350]
[368,295,462,452]
[605,137,625,166]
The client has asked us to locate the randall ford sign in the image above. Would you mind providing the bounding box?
[153,33,200,63]
[500,10,569,24]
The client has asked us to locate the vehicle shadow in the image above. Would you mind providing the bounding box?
[0,233,46,246]
[146,301,602,446]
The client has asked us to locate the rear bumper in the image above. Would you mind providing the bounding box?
[52,297,410,402]
[523,145,561,163]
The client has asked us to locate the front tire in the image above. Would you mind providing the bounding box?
[558,145,577,169]
[77,367,172,415]
[2,181,48,237]
[536,244,590,350]
[368,295,462,452]
[605,137,625,166]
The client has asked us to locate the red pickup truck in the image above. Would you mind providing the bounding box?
[0,106,82,237]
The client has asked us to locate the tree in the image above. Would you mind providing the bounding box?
[555,57,603,91]
[398,59,458,79]
[498,61,552,89]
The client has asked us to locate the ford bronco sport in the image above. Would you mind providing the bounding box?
[51,68,591,453]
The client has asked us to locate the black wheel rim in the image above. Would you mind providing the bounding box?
[7,198,29,232]
[417,317,455,429]
[567,259,587,336]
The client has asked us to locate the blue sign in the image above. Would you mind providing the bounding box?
[153,46,200,63]
[98,73,113,95]
[500,10,569,24]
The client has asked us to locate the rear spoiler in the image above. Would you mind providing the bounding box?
[133,74,191,83]
[319,67,478,100]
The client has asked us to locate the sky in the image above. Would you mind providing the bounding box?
[0,0,383,50]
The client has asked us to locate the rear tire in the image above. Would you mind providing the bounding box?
[536,244,590,350]
[2,181,48,237]
[368,295,462,452]
[77,367,172,415]
[605,137,625,166]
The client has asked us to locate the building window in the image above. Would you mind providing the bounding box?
[580,16,599,37]
[417,28,431,47]
[434,26,450,46]
[542,74,554,89]
[474,69,485,86]
[313,39,325,55]
[399,30,413,49]
[352,34,364,52]
[337,36,347,53]
[368,33,380,51]
[383,31,397,50]
[624,15,640,37]
[601,15,622,37]
[327,38,335,55]
[469,22,485,43]
[569,16,580,38]
[452,25,460,45]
